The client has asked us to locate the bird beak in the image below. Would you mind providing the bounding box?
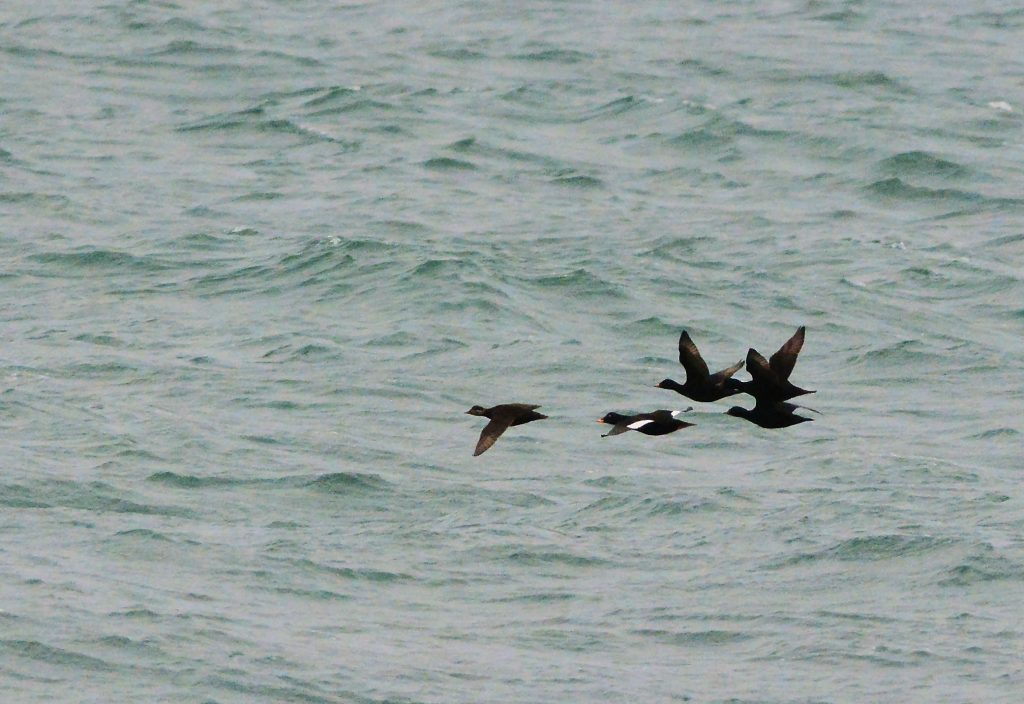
[596,419,605,424]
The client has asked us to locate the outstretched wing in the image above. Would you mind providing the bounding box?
[474,418,512,456]
[601,424,631,437]
[677,331,710,380]
[499,403,542,413]
[745,347,774,384]
[646,410,676,423]
[769,326,804,381]
[709,358,744,384]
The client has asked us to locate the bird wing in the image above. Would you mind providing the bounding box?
[645,410,677,423]
[500,403,542,412]
[601,424,631,437]
[754,398,792,412]
[709,358,745,384]
[627,418,655,430]
[473,418,512,456]
[745,347,775,384]
[677,331,710,380]
[769,326,804,381]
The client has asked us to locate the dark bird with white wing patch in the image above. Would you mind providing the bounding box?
[597,409,694,437]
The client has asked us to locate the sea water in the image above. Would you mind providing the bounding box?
[1,2,1022,702]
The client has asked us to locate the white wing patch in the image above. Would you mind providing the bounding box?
[627,419,654,430]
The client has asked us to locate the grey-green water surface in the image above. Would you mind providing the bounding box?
[2,2,1023,702]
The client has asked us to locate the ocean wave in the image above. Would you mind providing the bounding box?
[968,427,1020,440]
[109,608,161,620]
[499,88,649,124]
[504,550,610,567]
[280,557,413,583]
[0,640,118,672]
[574,493,720,524]
[939,548,1024,586]
[0,191,70,208]
[488,591,577,603]
[771,534,954,567]
[888,259,1019,301]
[263,586,352,601]
[509,47,593,64]
[147,40,236,57]
[300,85,364,107]
[845,340,944,367]
[982,233,1024,248]
[28,248,172,274]
[305,472,390,493]
[180,113,351,144]
[576,95,646,121]
[112,528,176,542]
[633,628,752,645]
[811,8,864,23]
[446,135,562,167]
[528,268,626,299]
[549,173,604,188]
[615,316,688,338]
[423,156,477,171]
[677,58,729,77]
[875,151,971,179]
[94,635,162,654]
[199,675,341,704]
[953,8,1024,30]
[148,471,259,488]
[429,46,488,61]
[783,69,912,93]
[636,235,714,261]
[306,98,399,117]
[184,243,361,298]
[146,471,389,494]
[0,480,195,517]
[864,177,982,203]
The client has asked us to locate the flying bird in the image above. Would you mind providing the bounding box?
[656,330,744,402]
[465,403,548,456]
[725,400,814,429]
[730,326,814,402]
[597,409,694,437]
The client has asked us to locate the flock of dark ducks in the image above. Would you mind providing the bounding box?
[466,326,817,456]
